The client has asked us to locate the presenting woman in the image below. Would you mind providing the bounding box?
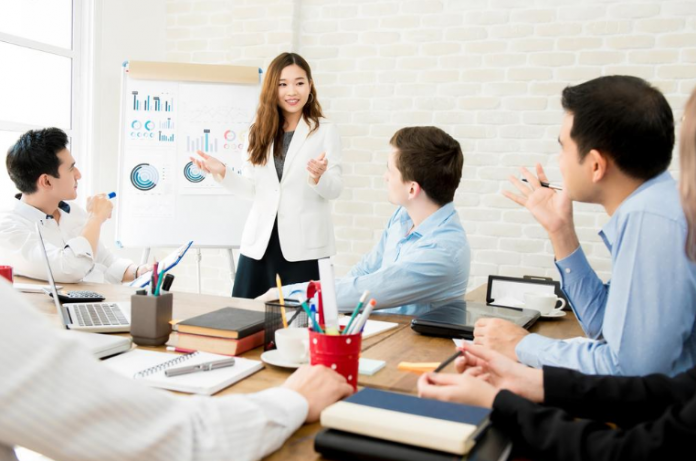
[192,53,342,298]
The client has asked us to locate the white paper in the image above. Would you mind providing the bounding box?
[339,317,398,339]
[105,349,262,395]
[489,280,556,308]
[318,258,339,331]
[453,338,473,348]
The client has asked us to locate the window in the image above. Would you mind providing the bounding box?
[0,0,86,211]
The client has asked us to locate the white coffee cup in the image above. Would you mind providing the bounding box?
[523,292,566,315]
[275,327,310,363]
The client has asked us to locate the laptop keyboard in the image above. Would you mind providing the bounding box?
[73,303,128,327]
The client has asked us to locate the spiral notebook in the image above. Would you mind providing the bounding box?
[105,349,263,395]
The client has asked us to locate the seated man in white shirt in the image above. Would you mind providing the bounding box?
[0,280,353,461]
[0,127,149,283]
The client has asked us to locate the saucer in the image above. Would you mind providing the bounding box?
[540,310,566,318]
[260,349,307,369]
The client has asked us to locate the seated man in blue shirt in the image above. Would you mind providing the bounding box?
[476,75,696,377]
[260,126,470,315]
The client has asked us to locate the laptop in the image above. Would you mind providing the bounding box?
[66,330,132,359]
[36,222,132,333]
[410,300,540,340]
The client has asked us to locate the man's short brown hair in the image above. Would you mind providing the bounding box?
[389,126,464,206]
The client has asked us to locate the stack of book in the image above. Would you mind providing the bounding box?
[316,388,511,461]
[173,307,265,356]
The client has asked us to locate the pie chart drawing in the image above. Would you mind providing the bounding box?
[183,161,206,183]
[130,163,159,191]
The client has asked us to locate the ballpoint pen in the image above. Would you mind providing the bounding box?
[521,178,563,190]
[165,358,236,377]
[286,306,303,327]
[434,350,464,373]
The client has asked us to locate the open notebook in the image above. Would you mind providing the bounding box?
[105,349,263,396]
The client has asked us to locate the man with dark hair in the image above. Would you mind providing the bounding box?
[262,126,470,315]
[0,128,150,283]
[476,76,696,376]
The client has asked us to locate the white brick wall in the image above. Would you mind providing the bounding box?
[163,0,696,297]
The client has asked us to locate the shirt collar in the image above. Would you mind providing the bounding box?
[14,193,71,221]
[399,202,456,238]
[600,171,673,248]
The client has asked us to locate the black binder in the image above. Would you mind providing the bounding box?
[315,426,512,461]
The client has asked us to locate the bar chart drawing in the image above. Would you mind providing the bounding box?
[132,91,174,112]
[186,129,218,153]
[158,131,174,142]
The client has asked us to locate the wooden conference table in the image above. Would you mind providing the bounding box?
[19,277,584,460]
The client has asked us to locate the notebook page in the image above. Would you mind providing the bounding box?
[105,349,263,395]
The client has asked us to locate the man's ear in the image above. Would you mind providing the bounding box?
[36,174,52,191]
[586,149,608,184]
[408,181,422,200]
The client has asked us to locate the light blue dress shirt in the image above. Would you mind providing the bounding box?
[516,172,696,376]
[286,202,470,316]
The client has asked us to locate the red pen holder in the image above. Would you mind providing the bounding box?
[309,329,362,390]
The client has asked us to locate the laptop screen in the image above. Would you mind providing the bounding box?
[35,222,70,329]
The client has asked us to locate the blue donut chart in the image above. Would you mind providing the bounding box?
[183,161,206,183]
[130,163,159,191]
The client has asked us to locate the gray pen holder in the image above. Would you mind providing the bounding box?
[130,292,173,346]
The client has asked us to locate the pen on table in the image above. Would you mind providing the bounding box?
[433,350,464,373]
[521,178,563,191]
[164,358,236,377]
[344,290,369,335]
[276,273,288,328]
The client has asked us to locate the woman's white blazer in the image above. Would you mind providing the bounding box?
[215,117,342,262]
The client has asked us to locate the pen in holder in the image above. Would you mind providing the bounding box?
[309,328,362,390]
[264,299,308,351]
[130,292,173,346]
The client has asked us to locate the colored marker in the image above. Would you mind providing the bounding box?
[350,299,377,335]
[344,290,369,335]
[108,192,117,199]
